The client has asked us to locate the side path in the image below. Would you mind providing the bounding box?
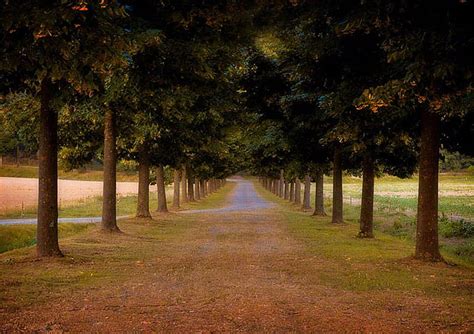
[1,178,472,332]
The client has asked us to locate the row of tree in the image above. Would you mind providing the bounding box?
[1,1,473,262]
[1,0,248,256]
[243,0,473,262]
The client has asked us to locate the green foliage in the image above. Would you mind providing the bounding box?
[439,216,474,239]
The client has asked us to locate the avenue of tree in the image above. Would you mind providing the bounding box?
[0,0,473,262]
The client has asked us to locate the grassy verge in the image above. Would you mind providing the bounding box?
[0,182,235,254]
[254,180,474,267]
[254,180,473,327]
[0,182,233,310]
[0,165,138,181]
[0,224,94,254]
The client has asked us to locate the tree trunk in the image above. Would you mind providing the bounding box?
[136,146,151,218]
[172,168,180,209]
[303,174,311,210]
[284,180,289,199]
[16,145,20,167]
[415,109,442,261]
[181,165,188,202]
[332,148,343,224]
[188,176,195,201]
[313,171,326,216]
[101,108,120,232]
[289,181,295,202]
[295,178,301,204]
[279,170,284,197]
[195,178,201,200]
[37,78,62,257]
[156,165,168,212]
[200,179,205,198]
[359,155,374,238]
[204,180,209,196]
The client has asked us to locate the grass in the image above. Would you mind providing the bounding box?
[0,165,138,181]
[0,182,235,254]
[254,181,474,311]
[0,182,233,311]
[255,179,474,267]
[0,223,94,253]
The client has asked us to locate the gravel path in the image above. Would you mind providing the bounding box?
[183,177,274,214]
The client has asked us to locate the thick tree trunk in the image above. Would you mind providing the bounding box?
[415,109,442,261]
[313,171,326,216]
[37,78,62,257]
[289,181,295,202]
[200,179,205,198]
[188,176,195,201]
[303,174,312,210]
[156,165,168,213]
[172,168,180,209]
[204,180,209,196]
[295,178,301,204]
[195,178,201,200]
[136,147,151,218]
[332,148,343,224]
[101,109,120,232]
[359,155,374,238]
[181,165,188,202]
[284,180,289,200]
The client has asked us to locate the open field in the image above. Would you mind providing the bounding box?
[295,173,474,264]
[0,177,149,215]
[316,172,474,220]
[1,179,472,332]
[0,165,138,182]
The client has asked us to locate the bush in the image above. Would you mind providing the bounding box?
[439,215,474,238]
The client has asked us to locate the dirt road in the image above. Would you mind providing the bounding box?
[1,178,472,332]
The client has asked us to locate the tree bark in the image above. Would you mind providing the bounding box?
[16,145,20,167]
[313,171,326,216]
[359,155,374,238]
[284,180,289,200]
[156,165,168,213]
[199,179,205,198]
[295,178,301,204]
[181,165,188,202]
[303,174,312,210]
[37,78,62,257]
[172,168,180,209]
[332,148,343,224]
[101,108,120,232]
[188,176,195,201]
[279,169,284,197]
[195,178,201,200]
[136,146,151,218]
[415,109,442,261]
[289,181,295,202]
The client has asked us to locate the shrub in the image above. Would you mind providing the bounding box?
[439,215,474,238]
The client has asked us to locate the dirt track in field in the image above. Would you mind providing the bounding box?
[1,178,472,332]
[0,177,155,213]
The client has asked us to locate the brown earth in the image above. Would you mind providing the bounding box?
[0,180,473,333]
